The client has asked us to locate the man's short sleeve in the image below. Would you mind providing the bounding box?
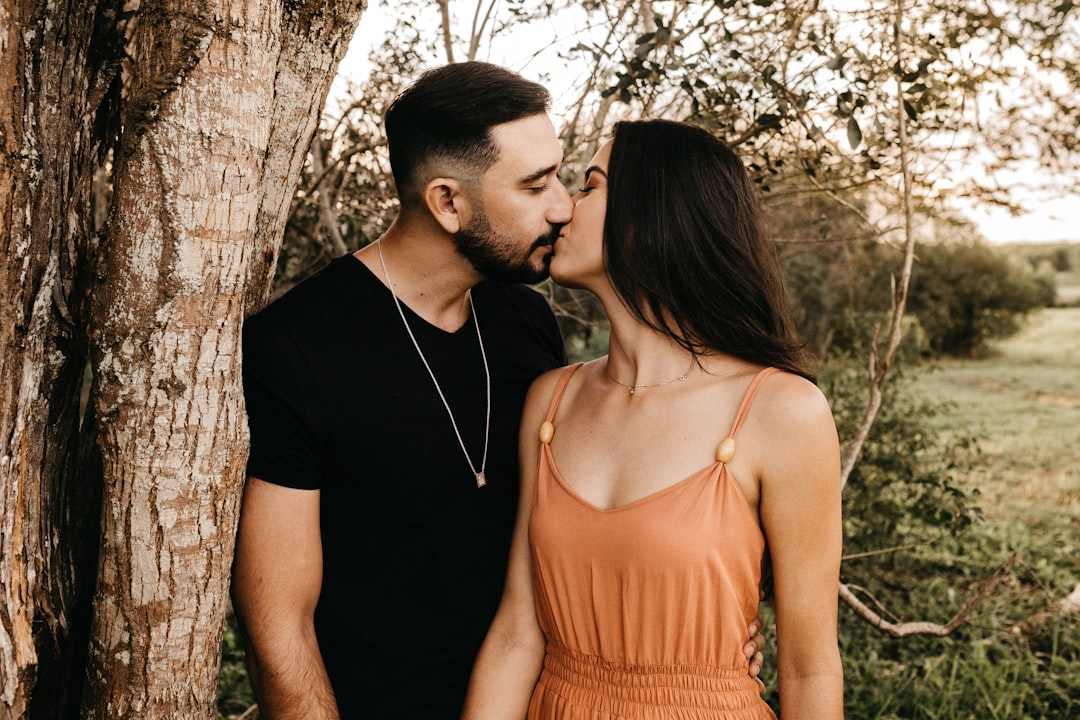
[242,316,322,490]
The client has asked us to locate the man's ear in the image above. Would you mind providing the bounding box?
[423,178,472,234]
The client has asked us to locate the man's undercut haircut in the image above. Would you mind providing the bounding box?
[385,61,552,204]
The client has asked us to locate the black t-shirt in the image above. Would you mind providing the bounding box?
[242,254,565,718]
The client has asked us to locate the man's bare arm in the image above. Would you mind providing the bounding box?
[232,477,338,720]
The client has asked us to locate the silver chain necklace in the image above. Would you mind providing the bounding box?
[377,240,491,488]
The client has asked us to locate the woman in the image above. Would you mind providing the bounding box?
[462,120,844,719]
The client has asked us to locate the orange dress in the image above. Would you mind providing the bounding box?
[527,363,779,720]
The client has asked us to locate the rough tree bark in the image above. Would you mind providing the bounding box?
[82,1,366,717]
[1,0,366,717]
[0,2,118,717]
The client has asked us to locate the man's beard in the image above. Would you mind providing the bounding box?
[453,205,561,284]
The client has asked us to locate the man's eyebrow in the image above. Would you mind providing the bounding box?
[518,164,559,185]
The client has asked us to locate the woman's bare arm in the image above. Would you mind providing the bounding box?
[461,370,564,719]
[757,375,845,719]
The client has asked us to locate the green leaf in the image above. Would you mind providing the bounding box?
[904,99,918,121]
[847,117,863,150]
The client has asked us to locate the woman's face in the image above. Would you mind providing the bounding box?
[550,141,612,289]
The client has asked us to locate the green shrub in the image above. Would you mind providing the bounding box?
[907,243,1049,358]
[833,526,1080,720]
[821,357,982,556]
[218,613,258,719]
[781,240,1053,359]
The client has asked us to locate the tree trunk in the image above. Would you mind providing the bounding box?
[1,0,364,717]
[80,1,365,717]
[244,0,369,311]
[0,1,117,717]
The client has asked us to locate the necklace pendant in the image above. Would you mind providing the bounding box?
[628,387,636,397]
[378,240,492,496]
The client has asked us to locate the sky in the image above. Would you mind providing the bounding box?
[963,198,1079,245]
[334,1,1080,246]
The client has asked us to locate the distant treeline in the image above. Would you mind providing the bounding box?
[995,240,1080,275]
[547,238,1067,365]
[780,240,1073,361]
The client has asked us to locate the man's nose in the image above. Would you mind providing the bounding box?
[550,180,574,224]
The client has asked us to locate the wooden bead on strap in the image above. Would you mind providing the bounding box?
[716,436,736,463]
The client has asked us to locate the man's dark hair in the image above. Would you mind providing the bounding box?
[384,62,552,204]
[604,119,817,382]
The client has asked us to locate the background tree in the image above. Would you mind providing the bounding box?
[1,1,366,717]
[907,242,1052,357]
[779,235,1053,359]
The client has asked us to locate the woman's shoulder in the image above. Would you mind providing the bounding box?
[530,360,579,388]
[751,368,834,428]
[743,368,840,482]
[524,358,606,417]
[524,362,580,414]
[695,359,829,426]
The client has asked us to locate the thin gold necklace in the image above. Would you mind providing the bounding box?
[605,356,697,397]
[377,240,491,488]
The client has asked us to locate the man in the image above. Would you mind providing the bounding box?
[232,62,765,719]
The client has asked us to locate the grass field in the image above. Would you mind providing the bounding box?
[912,307,1080,540]
[832,305,1080,719]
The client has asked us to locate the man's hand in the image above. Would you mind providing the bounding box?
[744,612,768,694]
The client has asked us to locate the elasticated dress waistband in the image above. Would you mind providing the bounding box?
[530,645,777,720]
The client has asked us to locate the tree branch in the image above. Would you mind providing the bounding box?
[1007,581,1080,636]
[841,534,947,561]
[839,0,918,489]
[437,0,456,63]
[467,0,499,61]
[839,553,1017,638]
[309,139,348,257]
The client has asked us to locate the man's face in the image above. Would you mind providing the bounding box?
[453,113,573,283]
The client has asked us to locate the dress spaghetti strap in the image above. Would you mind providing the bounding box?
[543,362,584,423]
[716,367,779,465]
[726,367,780,439]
